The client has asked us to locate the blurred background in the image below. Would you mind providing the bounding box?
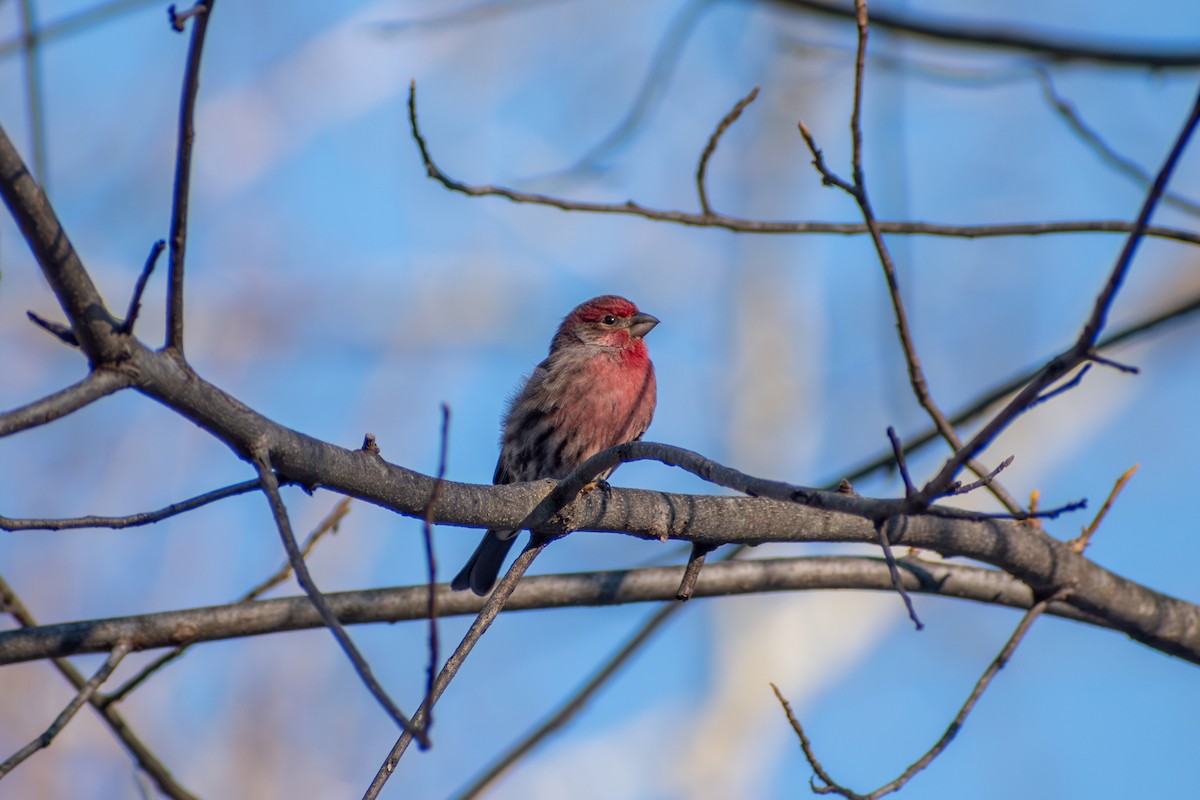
[2,1,1199,798]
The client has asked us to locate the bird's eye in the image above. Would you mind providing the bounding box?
[602,315,617,325]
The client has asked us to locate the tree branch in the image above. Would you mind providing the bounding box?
[773,0,1200,69]
[0,370,131,438]
[0,556,1139,666]
[406,83,1200,245]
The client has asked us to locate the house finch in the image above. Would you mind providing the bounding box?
[451,295,659,595]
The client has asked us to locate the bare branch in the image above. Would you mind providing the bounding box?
[798,1,1024,514]
[0,641,130,779]
[101,496,352,705]
[419,404,451,731]
[453,604,679,800]
[776,589,1069,799]
[406,83,1200,245]
[122,239,166,334]
[920,84,1200,498]
[839,290,1200,487]
[876,519,922,630]
[165,0,215,353]
[1069,465,1139,554]
[25,310,78,347]
[697,85,759,215]
[0,574,198,799]
[0,370,130,438]
[1036,69,1200,218]
[1,479,260,531]
[363,540,550,798]
[0,123,123,363]
[775,0,1200,69]
[675,542,715,601]
[250,449,427,746]
[0,557,1128,667]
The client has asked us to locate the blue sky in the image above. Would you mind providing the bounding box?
[2,1,1200,798]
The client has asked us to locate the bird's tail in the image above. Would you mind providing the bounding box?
[450,530,519,595]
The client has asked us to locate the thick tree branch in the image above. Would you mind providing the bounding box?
[0,123,124,364]
[0,556,1144,666]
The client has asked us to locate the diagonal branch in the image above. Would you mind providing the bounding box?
[0,573,198,799]
[919,84,1200,499]
[249,449,427,746]
[0,641,130,779]
[0,370,131,438]
[362,540,550,799]
[776,589,1069,798]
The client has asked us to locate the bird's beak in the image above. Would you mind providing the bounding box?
[628,312,659,339]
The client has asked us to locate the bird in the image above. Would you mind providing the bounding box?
[451,295,659,595]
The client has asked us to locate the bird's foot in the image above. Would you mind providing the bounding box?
[580,478,612,496]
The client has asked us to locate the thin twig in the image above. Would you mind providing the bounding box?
[675,542,715,601]
[101,496,352,705]
[0,370,131,438]
[419,404,451,732]
[405,82,1200,245]
[250,449,427,746]
[122,239,166,334]
[1069,465,1139,553]
[1036,69,1200,218]
[0,574,198,799]
[944,456,1014,497]
[771,682,844,796]
[26,310,78,347]
[1087,351,1139,374]
[876,519,922,630]
[920,85,1200,498]
[776,589,1069,799]
[165,0,214,353]
[362,540,550,799]
[454,604,679,800]
[838,290,1200,488]
[1025,365,1090,412]
[798,0,1024,515]
[886,427,915,498]
[0,641,130,778]
[1,479,261,531]
[697,85,759,215]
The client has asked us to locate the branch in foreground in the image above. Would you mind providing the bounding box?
[405,82,1200,246]
[0,557,1110,666]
